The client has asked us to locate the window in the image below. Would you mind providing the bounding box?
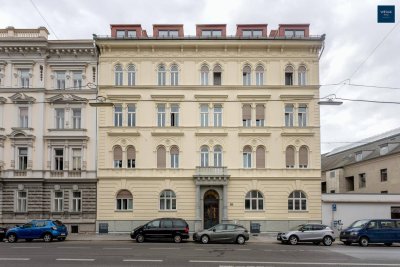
[256,146,265,168]
[54,148,64,170]
[200,104,209,127]
[72,148,81,170]
[242,30,263,37]
[243,65,251,86]
[359,173,366,188]
[20,69,30,88]
[285,29,305,37]
[286,146,295,168]
[391,206,400,219]
[127,64,135,86]
[72,71,82,89]
[127,146,136,168]
[256,104,265,126]
[114,104,122,127]
[298,104,307,127]
[17,191,27,212]
[288,191,307,211]
[200,146,209,167]
[114,64,123,86]
[72,108,81,129]
[56,71,66,89]
[19,107,28,128]
[157,146,166,168]
[255,65,264,86]
[243,146,252,168]
[18,147,28,170]
[170,104,179,127]
[242,104,252,127]
[157,104,166,127]
[127,104,136,127]
[213,65,222,85]
[245,190,263,210]
[116,190,133,211]
[158,64,166,86]
[355,152,362,161]
[54,191,64,212]
[285,104,294,127]
[201,30,222,37]
[380,145,389,155]
[201,65,209,85]
[113,146,122,168]
[381,169,388,182]
[127,30,136,38]
[285,66,293,85]
[159,30,178,37]
[116,30,125,38]
[381,191,388,194]
[299,146,308,168]
[55,108,65,129]
[345,176,355,191]
[160,190,176,210]
[170,146,179,168]
[170,64,179,86]
[213,145,222,167]
[298,66,306,86]
[72,191,81,212]
[213,104,222,127]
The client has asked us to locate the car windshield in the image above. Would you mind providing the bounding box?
[289,224,304,231]
[349,220,369,228]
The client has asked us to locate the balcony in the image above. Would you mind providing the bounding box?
[50,171,64,178]
[194,166,229,177]
[13,170,27,177]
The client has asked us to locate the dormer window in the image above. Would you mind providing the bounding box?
[380,145,388,155]
[355,152,362,161]
[285,29,305,37]
[159,30,179,37]
[116,30,137,38]
[201,30,222,37]
[116,30,125,38]
[242,30,262,37]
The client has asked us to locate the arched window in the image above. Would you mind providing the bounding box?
[127,146,136,168]
[200,146,209,167]
[286,146,295,168]
[285,65,294,86]
[201,65,209,85]
[245,190,264,210]
[116,189,133,210]
[170,64,179,86]
[213,145,222,167]
[242,65,251,86]
[157,145,166,168]
[170,146,179,168]
[127,64,135,86]
[113,145,122,168]
[299,145,309,168]
[158,64,166,86]
[115,64,123,86]
[288,190,307,211]
[255,65,264,86]
[160,190,176,210]
[298,65,306,86]
[213,64,222,85]
[256,146,265,168]
[243,146,252,168]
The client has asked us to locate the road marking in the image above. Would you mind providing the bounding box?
[103,247,132,250]
[57,246,89,249]
[189,260,400,266]
[149,247,180,250]
[235,248,251,251]
[123,259,163,262]
[0,258,30,261]
[56,258,95,262]
[195,248,205,250]
[12,246,42,249]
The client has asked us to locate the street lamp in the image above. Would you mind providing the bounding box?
[318,94,343,106]
[89,96,114,107]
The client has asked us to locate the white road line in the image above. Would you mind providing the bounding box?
[0,258,30,261]
[123,259,163,262]
[188,260,400,266]
[149,247,180,250]
[56,258,95,262]
[103,247,132,250]
[12,246,42,249]
[235,248,251,251]
[57,246,89,249]
[195,248,205,250]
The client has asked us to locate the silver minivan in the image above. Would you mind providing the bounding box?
[277,224,335,246]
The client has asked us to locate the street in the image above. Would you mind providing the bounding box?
[0,240,399,267]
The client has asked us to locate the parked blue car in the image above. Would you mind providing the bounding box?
[6,220,68,243]
[340,219,400,247]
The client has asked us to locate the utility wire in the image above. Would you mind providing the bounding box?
[30,0,59,40]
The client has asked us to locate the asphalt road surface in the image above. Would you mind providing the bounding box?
[0,240,399,267]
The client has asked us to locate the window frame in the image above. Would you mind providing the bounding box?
[157,103,166,127]
[213,104,222,127]
[71,191,82,212]
[114,104,123,127]
[16,190,28,212]
[53,191,64,212]
[127,64,136,86]
[285,104,294,127]
[72,108,82,129]
[243,146,252,168]
[114,64,123,86]
[55,108,65,129]
[18,147,28,170]
[200,146,209,167]
[298,104,308,127]
[116,190,133,211]
[127,104,136,127]
[200,104,209,127]
[245,190,264,211]
[159,190,177,211]
[158,64,166,86]
[54,148,64,171]
[170,104,179,127]
[288,191,307,211]
[213,145,223,167]
[19,106,29,128]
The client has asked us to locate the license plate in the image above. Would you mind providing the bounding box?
[60,233,66,236]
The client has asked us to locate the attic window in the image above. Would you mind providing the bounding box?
[355,152,362,161]
[284,29,305,37]
[380,145,388,155]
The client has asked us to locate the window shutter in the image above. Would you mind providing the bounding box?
[242,104,251,120]
[256,146,265,168]
[299,146,308,166]
[286,146,295,167]
[114,146,122,161]
[127,147,136,160]
[256,104,265,120]
[157,146,166,168]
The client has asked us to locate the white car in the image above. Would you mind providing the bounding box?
[277,224,335,246]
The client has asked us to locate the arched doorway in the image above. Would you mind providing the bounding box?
[203,189,219,229]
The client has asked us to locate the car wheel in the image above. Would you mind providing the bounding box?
[43,233,53,242]
[136,234,145,243]
[359,236,369,247]
[8,234,17,243]
[384,243,392,247]
[343,241,352,246]
[322,236,333,246]
[201,235,209,244]
[25,239,33,242]
[236,235,246,245]
[173,235,182,243]
[313,241,320,245]
[57,237,66,241]
[289,235,298,245]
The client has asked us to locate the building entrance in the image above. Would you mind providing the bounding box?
[203,189,219,229]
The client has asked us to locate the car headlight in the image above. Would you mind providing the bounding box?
[350,232,358,236]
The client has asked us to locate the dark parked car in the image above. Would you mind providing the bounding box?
[193,223,249,244]
[0,226,7,242]
[6,220,68,243]
[277,224,335,246]
[130,218,189,243]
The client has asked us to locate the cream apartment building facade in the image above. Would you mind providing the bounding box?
[95,24,325,232]
[0,27,97,233]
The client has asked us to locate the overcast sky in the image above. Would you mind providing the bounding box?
[1,0,399,153]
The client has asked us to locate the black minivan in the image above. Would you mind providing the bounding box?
[130,218,189,243]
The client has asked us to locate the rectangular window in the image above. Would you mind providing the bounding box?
[116,198,133,210]
[381,169,388,182]
[170,104,179,127]
[54,148,64,171]
[213,72,221,85]
[242,104,251,127]
[242,30,262,37]
[127,104,136,127]
[171,154,179,168]
[72,148,82,171]
[114,104,123,127]
[159,30,178,37]
[54,191,64,212]
[256,104,265,127]
[72,191,81,212]
[285,30,305,37]
[213,104,222,127]
[17,191,27,212]
[72,108,81,129]
[116,30,125,38]
[56,71,66,89]
[243,152,252,168]
[200,104,209,127]
[20,69,30,88]
[127,30,136,38]
[72,71,82,89]
[55,108,65,129]
[201,30,222,37]
[359,173,366,188]
[18,147,28,170]
[285,104,294,127]
[157,104,166,127]
[256,71,264,86]
[298,104,308,127]
[345,176,354,191]
[19,107,29,128]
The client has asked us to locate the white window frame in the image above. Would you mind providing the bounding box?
[71,191,82,212]
[127,104,136,127]
[200,104,209,127]
[16,191,28,212]
[158,65,166,86]
[56,71,66,89]
[55,108,65,129]
[213,146,222,167]
[72,71,83,89]
[53,191,64,212]
[298,105,308,127]
[19,106,29,128]
[171,152,179,169]
[200,146,209,167]
[18,147,28,170]
[127,65,136,86]
[72,148,82,171]
[243,150,252,168]
[159,190,177,210]
[19,69,30,88]
[115,65,123,86]
[201,66,209,85]
[114,104,123,127]
[288,191,307,211]
[245,190,264,211]
[72,108,81,129]
[157,104,166,127]
[54,148,64,171]
[116,196,133,211]
[170,65,179,86]
[213,104,222,127]
[285,104,294,127]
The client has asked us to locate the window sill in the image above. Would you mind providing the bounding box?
[12,127,34,131]
[115,210,133,212]
[288,210,309,213]
[48,128,87,132]
[244,210,265,212]
[158,209,177,212]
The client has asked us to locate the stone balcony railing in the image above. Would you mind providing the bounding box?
[194,166,229,177]
[13,170,27,177]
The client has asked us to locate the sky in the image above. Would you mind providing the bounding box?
[1,0,399,153]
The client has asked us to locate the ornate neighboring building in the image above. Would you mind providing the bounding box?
[0,27,97,233]
[94,23,325,232]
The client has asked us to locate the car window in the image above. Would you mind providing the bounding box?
[313,225,325,231]
[214,224,226,231]
[23,223,33,228]
[35,221,46,227]
[226,224,236,231]
[396,221,400,228]
[173,220,186,228]
[53,220,63,226]
[367,221,379,229]
[302,225,313,231]
[380,221,395,229]
[147,220,160,228]
[161,220,173,228]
